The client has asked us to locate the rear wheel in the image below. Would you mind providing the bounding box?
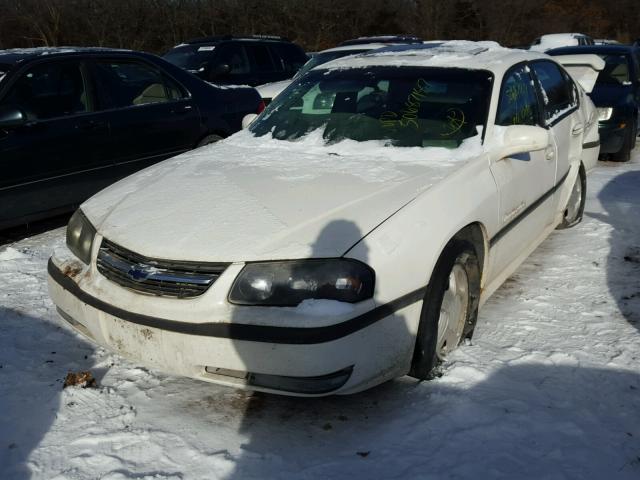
[197,133,224,147]
[557,164,586,229]
[409,240,480,380]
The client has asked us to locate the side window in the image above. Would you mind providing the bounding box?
[2,61,88,120]
[530,61,576,123]
[561,68,579,105]
[272,44,308,73]
[597,55,631,85]
[246,45,276,72]
[216,45,250,74]
[92,60,183,109]
[496,65,539,126]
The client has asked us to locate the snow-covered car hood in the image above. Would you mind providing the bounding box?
[82,131,484,262]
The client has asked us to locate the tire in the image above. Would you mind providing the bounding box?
[612,123,633,162]
[557,164,586,230]
[409,240,481,380]
[196,133,224,147]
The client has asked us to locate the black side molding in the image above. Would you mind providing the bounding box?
[48,259,426,345]
[489,168,571,247]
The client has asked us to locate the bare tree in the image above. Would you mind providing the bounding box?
[0,0,636,53]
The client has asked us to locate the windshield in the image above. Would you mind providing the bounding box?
[163,45,216,71]
[294,49,369,79]
[250,67,493,149]
[596,54,631,85]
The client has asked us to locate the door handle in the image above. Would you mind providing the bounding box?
[572,124,584,136]
[170,105,193,115]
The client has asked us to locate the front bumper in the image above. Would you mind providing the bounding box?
[47,256,421,396]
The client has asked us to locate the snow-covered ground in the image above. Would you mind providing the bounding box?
[1,154,639,479]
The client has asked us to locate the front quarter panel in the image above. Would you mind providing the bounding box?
[345,153,498,315]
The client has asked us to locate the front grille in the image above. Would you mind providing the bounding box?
[96,238,228,298]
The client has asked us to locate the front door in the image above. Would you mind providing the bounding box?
[530,60,582,215]
[0,59,112,226]
[488,64,557,278]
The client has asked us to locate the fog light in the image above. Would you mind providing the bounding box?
[249,366,353,394]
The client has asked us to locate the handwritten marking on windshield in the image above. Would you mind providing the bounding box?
[440,108,467,137]
[380,78,431,130]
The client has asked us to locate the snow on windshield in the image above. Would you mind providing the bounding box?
[195,126,485,185]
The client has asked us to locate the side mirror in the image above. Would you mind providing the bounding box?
[497,125,549,160]
[242,113,258,129]
[210,63,231,79]
[0,106,27,129]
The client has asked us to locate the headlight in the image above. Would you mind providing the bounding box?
[229,259,375,306]
[597,107,613,121]
[66,209,96,264]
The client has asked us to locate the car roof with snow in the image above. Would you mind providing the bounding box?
[338,35,423,47]
[538,33,587,41]
[317,41,549,75]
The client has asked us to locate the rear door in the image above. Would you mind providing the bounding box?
[271,43,308,79]
[530,60,582,210]
[0,58,113,225]
[244,43,282,85]
[208,43,253,85]
[89,56,201,176]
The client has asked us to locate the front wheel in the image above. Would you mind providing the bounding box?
[409,240,481,380]
[197,133,224,148]
[557,164,586,229]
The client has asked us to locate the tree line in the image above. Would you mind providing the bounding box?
[0,0,638,54]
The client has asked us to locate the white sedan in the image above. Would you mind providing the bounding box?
[48,42,600,396]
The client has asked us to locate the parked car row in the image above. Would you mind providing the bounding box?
[3,30,635,396]
[45,40,605,396]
